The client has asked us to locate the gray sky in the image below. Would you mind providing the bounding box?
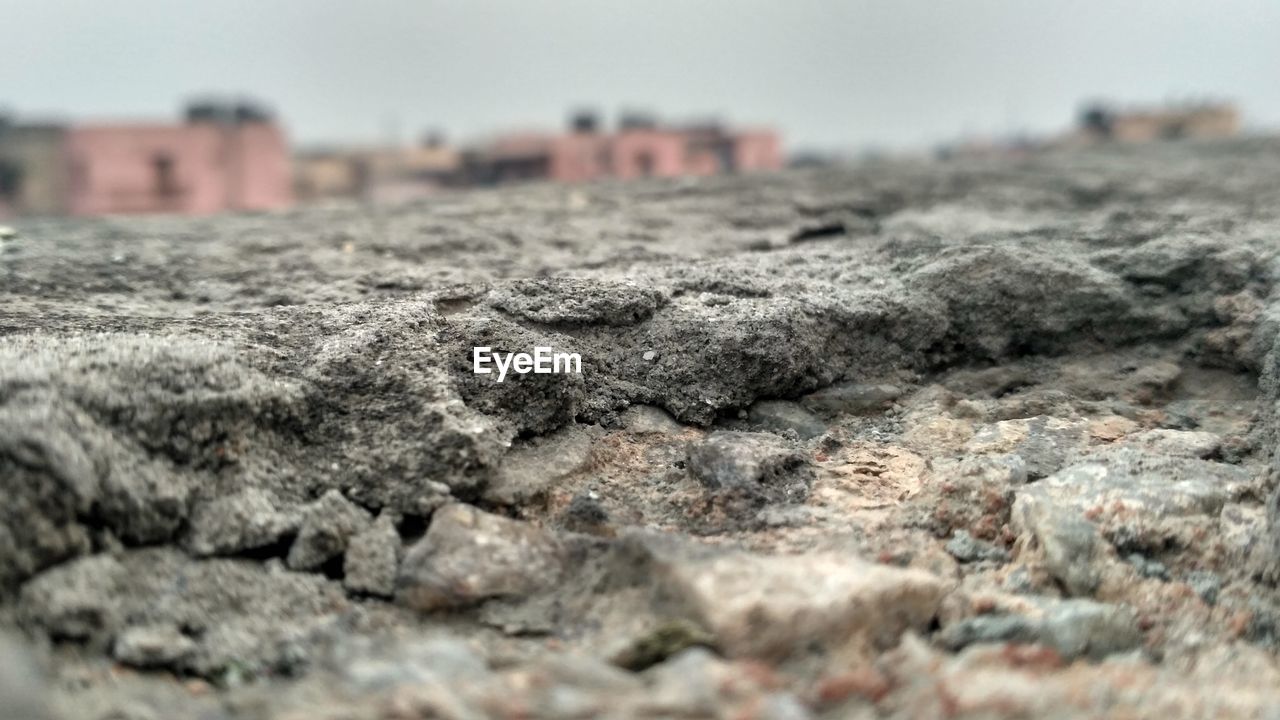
[3,1,1278,152]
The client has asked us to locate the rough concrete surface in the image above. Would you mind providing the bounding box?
[5,139,1280,718]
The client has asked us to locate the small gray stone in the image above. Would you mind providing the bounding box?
[940,599,1141,660]
[938,614,1040,649]
[287,490,373,571]
[1127,553,1170,581]
[1185,570,1222,605]
[397,503,565,611]
[967,416,1090,481]
[1002,566,1035,594]
[801,382,902,416]
[20,554,126,641]
[1038,449,1249,520]
[1120,429,1222,458]
[1011,491,1101,596]
[620,405,685,434]
[343,512,402,597]
[626,535,947,660]
[185,488,300,557]
[112,623,198,669]
[482,424,598,506]
[747,400,827,440]
[945,530,1009,564]
[686,431,811,505]
[563,493,610,532]
[1040,600,1143,660]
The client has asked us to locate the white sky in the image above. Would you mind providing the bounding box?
[3,0,1277,152]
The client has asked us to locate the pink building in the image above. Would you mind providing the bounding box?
[63,104,292,216]
[467,114,783,185]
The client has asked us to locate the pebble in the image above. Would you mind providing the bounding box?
[343,512,402,597]
[939,599,1141,660]
[801,382,902,416]
[185,489,300,557]
[945,530,1010,564]
[397,503,565,611]
[112,623,199,669]
[287,490,373,571]
[747,400,828,440]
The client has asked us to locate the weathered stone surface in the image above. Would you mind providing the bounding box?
[945,530,1009,564]
[630,535,947,660]
[966,416,1091,480]
[482,423,598,506]
[20,554,128,640]
[1185,570,1222,605]
[20,548,348,680]
[1011,491,1103,596]
[287,490,373,571]
[0,383,194,585]
[0,395,97,587]
[1127,553,1170,580]
[5,136,1280,719]
[618,404,685,434]
[747,399,828,439]
[0,632,53,720]
[397,504,565,611]
[801,382,902,416]
[939,599,1142,660]
[343,512,402,597]
[1025,449,1250,520]
[907,245,1179,358]
[185,488,300,557]
[488,277,668,326]
[1118,429,1221,458]
[112,624,199,669]
[686,431,812,503]
[329,635,490,693]
[919,454,1023,541]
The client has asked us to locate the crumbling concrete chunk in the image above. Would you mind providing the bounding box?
[747,400,827,439]
[801,383,902,416]
[626,535,946,661]
[185,488,300,557]
[940,599,1141,660]
[482,423,598,506]
[686,431,812,503]
[112,623,199,670]
[343,512,402,597]
[20,554,128,641]
[1011,491,1102,597]
[287,490,373,571]
[397,504,565,611]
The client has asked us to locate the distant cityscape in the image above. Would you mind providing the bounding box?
[0,98,1243,218]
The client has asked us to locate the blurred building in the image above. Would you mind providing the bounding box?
[0,100,292,217]
[0,118,68,216]
[1078,102,1240,143]
[294,135,459,204]
[462,111,782,185]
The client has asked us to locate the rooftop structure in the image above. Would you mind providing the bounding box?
[462,112,782,185]
[1078,101,1240,143]
[0,100,292,217]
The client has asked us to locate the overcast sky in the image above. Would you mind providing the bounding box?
[3,1,1278,152]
